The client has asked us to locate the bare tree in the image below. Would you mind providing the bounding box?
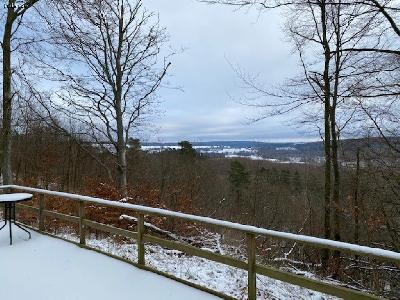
[1,0,39,184]
[201,0,383,268]
[331,1,400,249]
[35,0,171,196]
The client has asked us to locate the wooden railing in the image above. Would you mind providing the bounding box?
[1,185,399,300]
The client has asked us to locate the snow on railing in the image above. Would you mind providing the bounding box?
[1,184,399,300]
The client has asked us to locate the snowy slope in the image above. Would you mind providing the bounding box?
[0,229,219,300]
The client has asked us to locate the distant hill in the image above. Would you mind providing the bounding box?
[142,140,324,163]
[142,138,396,164]
[143,140,322,149]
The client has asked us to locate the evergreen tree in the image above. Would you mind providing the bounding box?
[229,160,250,189]
[128,138,141,150]
[178,141,196,157]
[228,160,250,205]
[280,169,291,186]
[292,170,302,193]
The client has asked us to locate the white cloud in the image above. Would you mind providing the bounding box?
[143,0,306,142]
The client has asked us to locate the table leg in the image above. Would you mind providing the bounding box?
[0,203,7,230]
[12,202,31,241]
[1,202,31,245]
[9,203,12,245]
[13,223,31,239]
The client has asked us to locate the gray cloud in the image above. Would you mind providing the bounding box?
[143,0,312,142]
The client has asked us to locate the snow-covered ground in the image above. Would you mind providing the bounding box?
[141,145,255,155]
[52,229,335,300]
[0,229,219,300]
[142,144,307,164]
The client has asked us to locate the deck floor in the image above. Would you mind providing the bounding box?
[0,224,220,300]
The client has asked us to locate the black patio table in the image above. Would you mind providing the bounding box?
[0,193,33,245]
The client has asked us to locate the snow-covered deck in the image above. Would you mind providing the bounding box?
[0,229,220,300]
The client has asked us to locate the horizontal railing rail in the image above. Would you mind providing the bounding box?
[1,184,399,300]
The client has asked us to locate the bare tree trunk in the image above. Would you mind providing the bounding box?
[331,2,342,262]
[331,109,341,256]
[321,0,332,270]
[2,5,15,185]
[330,77,341,275]
[2,0,39,185]
[115,3,128,197]
[353,148,360,245]
[115,81,128,196]
[117,145,128,196]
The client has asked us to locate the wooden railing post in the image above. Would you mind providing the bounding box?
[246,233,256,300]
[137,213,145,265]
[79,200,86,246]
[39,194,45,231]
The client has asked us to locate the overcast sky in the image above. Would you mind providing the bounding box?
[143,0,317,143]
